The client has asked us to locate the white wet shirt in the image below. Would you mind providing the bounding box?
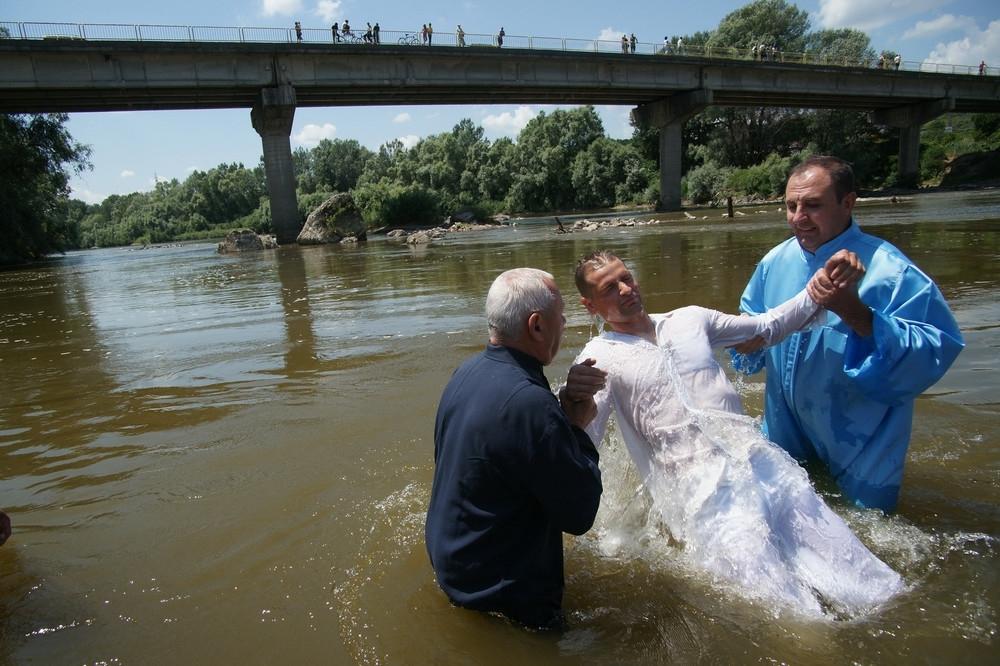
[574,289,904,616]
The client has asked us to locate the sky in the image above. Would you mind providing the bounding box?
[3,0,998,204]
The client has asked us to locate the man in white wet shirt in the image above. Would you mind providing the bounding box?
[563,250,904,616]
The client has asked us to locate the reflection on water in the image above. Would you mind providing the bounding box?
[0,190,998,662]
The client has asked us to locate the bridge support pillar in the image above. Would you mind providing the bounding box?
[898,126,921,188]
[632,90,713,211]
[252,85,301,244]
[871,97,955,188]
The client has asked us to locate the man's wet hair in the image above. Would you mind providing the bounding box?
[788,156,856,202]
[574,250,621,296]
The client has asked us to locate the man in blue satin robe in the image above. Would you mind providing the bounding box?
[734,156,964,512]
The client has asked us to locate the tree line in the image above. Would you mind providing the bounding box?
[2,0,998,264]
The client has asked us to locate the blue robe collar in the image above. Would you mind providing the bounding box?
[797,218,861,265]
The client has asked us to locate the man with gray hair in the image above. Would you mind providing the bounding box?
[426,268,603,630]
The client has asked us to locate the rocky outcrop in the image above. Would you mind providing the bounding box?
[405,228,448,244]
[406,230,434,245]
[297,193,367,245]
[217,229,278,253]
[940,150,1000,187]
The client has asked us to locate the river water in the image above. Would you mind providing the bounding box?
[1,191,997,664]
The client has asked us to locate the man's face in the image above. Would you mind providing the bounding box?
[784,168,856,253]
[536,281,566,365]
[580,259,645,324]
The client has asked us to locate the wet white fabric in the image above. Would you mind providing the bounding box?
[577,292,904,616]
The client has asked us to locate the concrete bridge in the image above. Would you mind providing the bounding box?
[1,35,997,242]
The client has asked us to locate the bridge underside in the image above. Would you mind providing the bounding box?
[1,86,994,115]
[3,40,998,232]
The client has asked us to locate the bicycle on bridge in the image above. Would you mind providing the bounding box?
[397,32,420,46]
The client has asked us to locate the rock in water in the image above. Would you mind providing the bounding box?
[297,193,367,245]
[217,229,279,253]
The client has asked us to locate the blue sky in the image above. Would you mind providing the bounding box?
[4,0,998,203]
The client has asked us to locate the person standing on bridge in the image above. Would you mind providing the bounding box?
[498,26,505,48]
[294,21,303,43]
[421,24,428,45]
[630,33,637,54]
[342,20,352,38]
[331,22,339,42]
[457,24,466,47]
[427,23,434,46]
[621,34,629,54]
[893,53,901,70]
[373,22,380,45]
[732,156,964,512]
[980,60,987,75]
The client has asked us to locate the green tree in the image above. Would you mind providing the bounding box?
[309,139,374,193]
[570,138,650,208]
[706,0,810,52]
[0,113,91,263]
[805,28,875,65]
[505,106,605,211]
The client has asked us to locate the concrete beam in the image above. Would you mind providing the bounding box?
[251,85,301,244]
[871,97,955,128]
[631,89,714,128]
[632,90,713,211]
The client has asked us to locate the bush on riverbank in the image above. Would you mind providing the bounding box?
[684,150,808,205]
[352,182,444,228]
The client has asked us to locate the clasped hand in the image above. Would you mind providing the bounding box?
[732,250,867,354]
[559,358,608,429]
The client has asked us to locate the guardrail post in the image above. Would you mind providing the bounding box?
[240,27,245,43]
[134,25,141,41]
[188,26,193,42]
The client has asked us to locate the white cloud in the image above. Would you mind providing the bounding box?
[293,122,337,147]
[817,0,950,32]
[596,105,633,140]
[482,105,538,136]
[903,14,978,40]
[393,112,411,124]
[120,169,135,178]
[397,135,420,149]
[186,166,199,173]
[261,0,303,17]
[72,187,105,204]
[597,27,623,43]
[314,1,342,23]
[926,19,1000,68]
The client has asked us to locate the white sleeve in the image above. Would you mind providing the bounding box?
[706,288,821,348]
[583,385,614,447]
[571,344,615,448]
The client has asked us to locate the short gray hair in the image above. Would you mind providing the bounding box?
[486,268,556,342]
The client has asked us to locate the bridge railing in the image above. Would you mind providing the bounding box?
[0,20,993,77]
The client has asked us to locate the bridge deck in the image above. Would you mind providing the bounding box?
[1,41,997,114]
